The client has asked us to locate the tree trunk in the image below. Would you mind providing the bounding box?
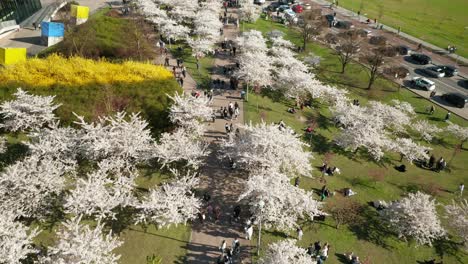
[341,61,347,74]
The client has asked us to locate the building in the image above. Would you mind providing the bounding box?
[0,0,42,24]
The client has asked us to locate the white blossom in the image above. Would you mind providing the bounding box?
[135,171,202,228]
[153,126,209,169]
[235,51,273,87]
[236,30,268,53]
[160,20,190,42]
[168,92,213,127]
[389,138,431,163]
[65,159,137,220]
[446,122,468,145]
[224,122,313,176]
[0,211,40,263]
[382,191,445,246]
[0,88,60,132]
[238,0,261,22]
[41,215,123,264]
[0,136,6,154]
[391,99,415,115]
[27,121,81,166]
[187,37,216,58]
[0,155,75,218]
[270,36,295,48]
[74,112,153,162]
[259,239,317,264]
[239,170,323,231]
[412,120,442,142]
[368,101,412,132]
[444,199,468,245]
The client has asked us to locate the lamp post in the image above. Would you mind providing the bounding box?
[256,199,265,256]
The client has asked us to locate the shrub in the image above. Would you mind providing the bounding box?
[369,36,387,46]
[0,55,181,133]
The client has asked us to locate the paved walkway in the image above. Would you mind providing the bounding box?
[184,9,253,264]
[0,0,109,56]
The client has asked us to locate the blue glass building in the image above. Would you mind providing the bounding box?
[0,0,42,24]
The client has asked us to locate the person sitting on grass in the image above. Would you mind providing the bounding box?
[344,188,356,197]
[287,107,297,114]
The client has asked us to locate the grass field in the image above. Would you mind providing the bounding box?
[325,0,468,58]
[242,17,468,263]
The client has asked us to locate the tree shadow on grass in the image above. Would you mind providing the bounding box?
[0,142,29,170]
[106,206,138,235]
[433,238,467,263]
[264,229,288,239]
[348,207,394,250]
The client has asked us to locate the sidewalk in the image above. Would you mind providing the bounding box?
[185,8,253,264]
[0,0,109,56]
[309,0,468,66]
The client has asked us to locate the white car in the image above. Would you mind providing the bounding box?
[410,77,435,91]
[284,9,298,23]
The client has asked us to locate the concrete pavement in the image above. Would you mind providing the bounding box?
[0,0,109,56]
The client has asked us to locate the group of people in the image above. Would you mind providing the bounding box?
[218,238,241,264]
[220,101,240,121]
[320,163,341,176]
[426,155,447,172]
[307,241,331,263]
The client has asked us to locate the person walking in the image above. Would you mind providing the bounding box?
[459,183,465,197]
[220,240,227,254]
[179,77,184,87]
[234,107,239,120]
[181,66,187,78]
[445,112,451,121]
[246,225,253,240]
[232,238,240,255]
[297,227,303,240]
[225,123,231,134]
[164,56,170,66]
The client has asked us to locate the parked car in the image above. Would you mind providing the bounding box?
[439,65,458,77]
[441,93,468,108]
[410,53,432,65]
[254,0,265,5]
[422,66,445,78]
[278,5,290,12]
[284,9,298,23]
[410,77,435,91]
[279,0,298,4]
[396,45,411,55]
[265,2,281,11]
[292,4,303,13]
[335,21,354,29]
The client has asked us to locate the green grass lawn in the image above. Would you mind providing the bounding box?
[242,18,468,263]
[325,0,468,58]
[245,92,468,264]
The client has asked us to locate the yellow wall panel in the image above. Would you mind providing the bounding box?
[0,48,27,65]
[71,5,89,19]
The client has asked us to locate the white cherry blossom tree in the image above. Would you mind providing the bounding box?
[0,88,60,132]
[0,211,40,263]
[153,126,209,169]
[238,0,261,22]
[0,136,6,153]
[236,30,268,53]
[168,93,213,127]
[0,155,75,218]
[74,112,153,162]
[446,122,468,147]
[239,170,323,231]
[444,199,468,246]
[65,159,137,220]
[187,37,216,58]
[135,172,202,228]
[412,120,442,142]
[224,122,313,176]
[390,138,431,163]
[259,239,317,264]
[382,191,445,246]
[41,215,123,264]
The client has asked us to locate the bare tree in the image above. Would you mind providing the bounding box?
[361,49,386,89]
[298,11,324,51]
[334,30,361,73]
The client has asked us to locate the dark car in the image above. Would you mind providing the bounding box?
[265,2,280,11]
[441,93,468,108]
[440,65,458,77]
[396,45,411,55]
[411,53,432,65]
[335,21,354,29]
[422,66,445,78]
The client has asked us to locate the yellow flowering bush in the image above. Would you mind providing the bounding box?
[0,55,180,132]
[0,54,173,87]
